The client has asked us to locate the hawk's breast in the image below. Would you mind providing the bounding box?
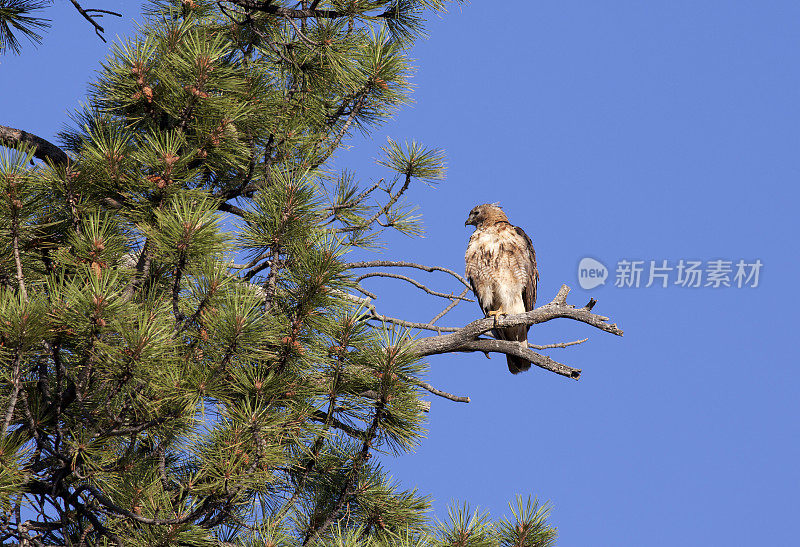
[465,224,528,311]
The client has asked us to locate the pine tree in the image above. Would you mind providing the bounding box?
[0,0,623,544]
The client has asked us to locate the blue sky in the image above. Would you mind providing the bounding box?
[3,1,799,545]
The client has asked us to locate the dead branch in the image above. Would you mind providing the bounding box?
[457,340,582,379]
[69,1,122,42]
[530,338,589,350]
[429,287,470,325]
[412,285,623,380]
[368,310,459,333]
[401,375,469,403]
[357,271,473,302]
[0,125,69,165]
[344,260,471,289]
[353,284,377,299]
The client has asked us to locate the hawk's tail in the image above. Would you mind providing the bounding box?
[506,354,531,374]
[494,324,531,374]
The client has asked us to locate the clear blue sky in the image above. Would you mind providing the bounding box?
[3,2,799,545]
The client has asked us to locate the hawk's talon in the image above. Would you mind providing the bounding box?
[487,309,505,327]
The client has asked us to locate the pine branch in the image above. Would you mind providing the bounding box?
[121,241,153,299]
[332,172,412,234]
[10,206,27,300]
[172,251,188,324]
[223,1,350,19]
[73,484,211,526]
[311,90,369,169]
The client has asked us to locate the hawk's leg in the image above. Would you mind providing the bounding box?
[487,308,506,327]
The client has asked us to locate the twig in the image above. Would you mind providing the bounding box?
[310,411,364,439]
[312,90,368,169]
[332,289,459,332]
[357,272,473,301]
[530,338,588,350]
[401,375,469,403]
[68,1,122,42]
[285,15,323,46]
[218,201,248,217]
[344,260,472,289]
[74,484,208,526]
[429,288,469,325]
[231,249,271,270]
[353,284,377,299]
[368,310,459,333]
[332,171,412,234]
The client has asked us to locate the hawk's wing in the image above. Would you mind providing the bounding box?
[513,225,538,313]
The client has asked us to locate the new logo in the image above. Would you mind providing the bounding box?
[578,257,608,290]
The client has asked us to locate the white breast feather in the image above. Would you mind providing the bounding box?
[466,227,527,314]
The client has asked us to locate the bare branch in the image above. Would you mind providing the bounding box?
[310,410,364,439]
[218,201,248,217]
[231,250,271,270]
[68,1,122,42]
[412,285,623,379]
[357,271,473,301]
[331,288,460,332]
[285,14,323,46]
[243,258,274,282]
[344,260,472,289]
[353,284,377,299]
[368,310,459,333]
[458,340,582,379]
[530,338,589,350]
[0,125,69,165]
[430,288,469,325]
[402,375,470,403]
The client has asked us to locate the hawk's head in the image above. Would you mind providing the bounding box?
[464,203,507,227]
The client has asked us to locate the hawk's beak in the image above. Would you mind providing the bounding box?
[464,220,469,226]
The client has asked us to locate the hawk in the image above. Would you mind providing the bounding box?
[464,204,538,374]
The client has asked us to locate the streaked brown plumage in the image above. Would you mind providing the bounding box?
[464,204,538,374]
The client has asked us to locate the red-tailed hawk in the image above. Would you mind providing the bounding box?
[464,204,538,374]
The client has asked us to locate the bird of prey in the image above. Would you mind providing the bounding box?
[464,204,538,374]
